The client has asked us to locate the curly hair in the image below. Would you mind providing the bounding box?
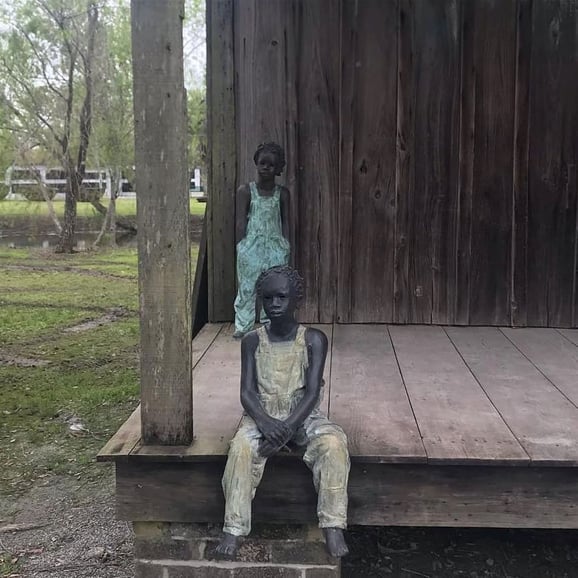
[253,142,286,175]
[255,265,304,302]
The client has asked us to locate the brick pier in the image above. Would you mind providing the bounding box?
[133,522,341,577]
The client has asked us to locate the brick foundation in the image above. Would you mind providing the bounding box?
[133,522,341,577]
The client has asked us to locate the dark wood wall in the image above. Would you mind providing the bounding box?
[207,0,578,327]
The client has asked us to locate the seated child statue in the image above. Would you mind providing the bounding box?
[216,265,350,558]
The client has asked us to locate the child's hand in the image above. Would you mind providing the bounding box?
[258,438,285,458]
[258,417,293,447]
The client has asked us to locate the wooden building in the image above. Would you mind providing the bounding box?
[101,1,578,575]
[208,0,578,328]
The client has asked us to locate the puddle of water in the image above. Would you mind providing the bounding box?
[0,231,137,250]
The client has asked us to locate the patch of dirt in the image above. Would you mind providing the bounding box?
[0,264,136,281]
[0,354,50,368]
[63,308,130,334]
[0,472,133,578]
[0,213,204,245]
[0,301,126,314]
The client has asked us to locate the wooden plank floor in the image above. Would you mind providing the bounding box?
[99,324,578,466]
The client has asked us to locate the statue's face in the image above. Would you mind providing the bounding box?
[260,274,296,320]
[256,151,278,179]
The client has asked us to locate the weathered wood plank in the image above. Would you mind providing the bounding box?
[501,327,578,408]
[394,0,461,324]
[234,0,298,186]
[560,329,578,347]
[340,0,398,323]
[335,0,356,323]
[97,406,141,462]
[192,323,224,367]
[131,0,192,444]
[511,0,533,327]
[468,0,516,325]
[448,327,578,465]
[296,0,340,323]
[389,325,528,464]
[455,0,475,325]
[526,0,578,327]
[330,325,425,462]
[207,0,236,322]
[393,0,415,324]
[117,461,578,529]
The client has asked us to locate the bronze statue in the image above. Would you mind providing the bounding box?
[217,266,350,558]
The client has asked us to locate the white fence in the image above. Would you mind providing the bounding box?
[4,166,206,200]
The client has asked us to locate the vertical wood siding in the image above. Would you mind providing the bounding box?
[208,0,578,327]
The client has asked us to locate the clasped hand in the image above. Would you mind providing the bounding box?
[257,417,293,458]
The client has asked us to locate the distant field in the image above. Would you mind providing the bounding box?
[0,198,206,218]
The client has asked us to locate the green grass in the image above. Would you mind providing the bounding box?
[0,554,21,577]
[0,198,206,218]
[0,270,139,312]
[0,244,197,496]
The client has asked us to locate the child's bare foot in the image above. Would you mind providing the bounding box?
[215,532,240,557]
[322,527,349,557]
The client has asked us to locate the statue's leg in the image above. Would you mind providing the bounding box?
[222,426,267,537]
[234,243,261,335]
[302,422,350,531]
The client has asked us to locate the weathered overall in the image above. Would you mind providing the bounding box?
[222,325,350,536]
[234,183,290,334]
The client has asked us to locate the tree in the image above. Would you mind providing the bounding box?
[184,0,206,175]
[0,0,100,252]
[90,0,134,246]
[187,87,206,175]
[0,97,16,199]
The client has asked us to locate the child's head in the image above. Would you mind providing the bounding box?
[256,265,304,318]
[253,142,286,177]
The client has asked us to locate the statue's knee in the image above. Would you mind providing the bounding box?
[229,435,254,460]
[320,433,348,459]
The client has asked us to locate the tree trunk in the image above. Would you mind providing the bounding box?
[57,1,99,253]
[93,167,120,248]
[56,168,78,253]
[109,167,120,247]
[39,182,62,234]
[89,198,136,232]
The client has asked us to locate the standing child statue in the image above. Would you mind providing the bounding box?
[217,265,350,558]
[233,142,291,339]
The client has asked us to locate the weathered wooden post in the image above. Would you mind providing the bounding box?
[131,0,192,444]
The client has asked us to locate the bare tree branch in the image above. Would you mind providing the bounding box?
[0,56,66,149]
[14,24,67,102]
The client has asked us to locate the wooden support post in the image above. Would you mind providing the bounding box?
[207,0,236,322]
[131,0,192,444]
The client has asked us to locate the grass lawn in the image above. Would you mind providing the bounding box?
[0,198,206,218]
[0,244,197,496]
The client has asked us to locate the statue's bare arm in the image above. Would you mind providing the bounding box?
[235,184,251,244]
[280,186,290,243]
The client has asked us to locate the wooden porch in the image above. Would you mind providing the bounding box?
[100,323,578,529]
